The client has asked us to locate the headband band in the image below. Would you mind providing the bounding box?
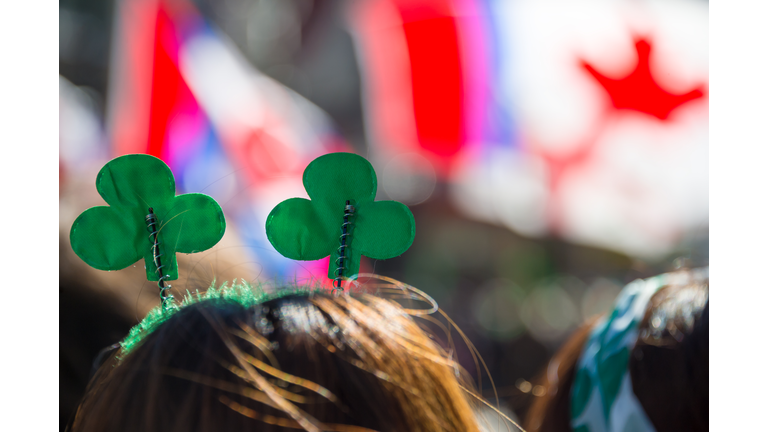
[118,281,318,358]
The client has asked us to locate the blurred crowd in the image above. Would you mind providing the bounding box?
[60,0,708,430]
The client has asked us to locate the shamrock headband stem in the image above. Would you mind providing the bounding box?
[145,207,173,307]
[70,154,226,310]
[266,152,415,291]
[333,200,355,290]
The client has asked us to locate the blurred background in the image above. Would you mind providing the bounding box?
[59,0,708,429]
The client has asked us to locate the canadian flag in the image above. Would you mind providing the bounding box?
[476,0,706,258]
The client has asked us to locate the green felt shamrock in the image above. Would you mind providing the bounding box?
[266,152,415,280]
[70,154,226,281]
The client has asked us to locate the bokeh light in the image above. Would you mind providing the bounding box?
[381,152,437,205]
[520,280,581,346]
[471,279,526,341]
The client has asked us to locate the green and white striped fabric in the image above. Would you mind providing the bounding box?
[569,275,665,432]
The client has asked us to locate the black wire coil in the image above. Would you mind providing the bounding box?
[145,207,174,308]
[333,200,355,291]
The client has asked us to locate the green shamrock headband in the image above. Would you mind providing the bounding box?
[70,154,226,309]
[266,152,415,289]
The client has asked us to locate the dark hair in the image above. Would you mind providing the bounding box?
[524,271,709,432]
[72,292,485,432]
[629,285,709,431]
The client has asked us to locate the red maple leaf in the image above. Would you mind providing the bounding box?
[581,39,705,120]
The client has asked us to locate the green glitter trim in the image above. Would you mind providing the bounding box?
[117,280,320,360]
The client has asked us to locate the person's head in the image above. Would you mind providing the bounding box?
[72,284,485,432]
[524,269,708,432]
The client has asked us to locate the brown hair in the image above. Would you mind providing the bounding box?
[522,317,599,432]
[524,271,708,432]
[72,292,488,432]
